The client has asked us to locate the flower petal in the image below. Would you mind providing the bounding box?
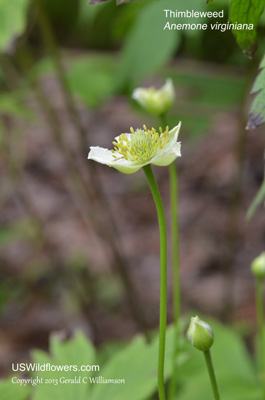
[110,159,143,174]
[149,122,181,166]
[88,146,115,165]
[167,122,181,146]
[88,146,143,174]
[151,142,181,166]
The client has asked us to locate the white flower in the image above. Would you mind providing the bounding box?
[132,79,175,116]
[88,122,181,174]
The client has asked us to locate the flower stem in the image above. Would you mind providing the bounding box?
[168,161,181,400]
[256,277,265,399]
[169,162,181,321]
[143,164,167,400]
[203,349,221,400]
[160,115,181,399]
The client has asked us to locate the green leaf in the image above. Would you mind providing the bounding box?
[32,331,95,400]
[247,55,265,129]
[90,326,187,400]
[0,0,30,52]
[115,0,181,88]
[179,372,261,400]
[163,66,245,139]
[33,55,117,108]
[0,93,31,118]
[247,178,265,219]
[229,0,265,56]
[66,55,117,108]
[0,379,30,400]
[27,325,188,400]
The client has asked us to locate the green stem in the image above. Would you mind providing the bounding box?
[143,164,167,400]
[168,161,181,399]
[256,277,265,399]
[203,349,221,400]
[160,115,181,399]
[169,162,181,327]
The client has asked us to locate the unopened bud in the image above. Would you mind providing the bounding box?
[132,79,175,116]
[187,316,214,352]
[251,252,265,279]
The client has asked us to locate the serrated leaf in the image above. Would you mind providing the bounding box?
[247,55,265,129]
[247,178,265,219]
[0,379,30,400]
[229,0,265,56]
[31,331,95,400]
[0,0,30,52]
[90,325,187,400]
[27,325,187,400]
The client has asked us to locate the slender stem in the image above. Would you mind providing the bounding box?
[256,277,265,399]
[143,164,167,400]
[203,349,221,400]
[168,161,181,399]
[168,162,181,327]
[160,115,181,399]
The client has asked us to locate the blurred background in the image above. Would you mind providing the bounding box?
[0,0,265,377]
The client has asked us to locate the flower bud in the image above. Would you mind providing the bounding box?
[132,79,175,116]
[251,252,265,279]
[187,316,214,352]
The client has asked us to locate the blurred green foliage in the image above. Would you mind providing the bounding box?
[0,0,30,52]
[0,380,30,400]
[115,0,179,90]
[180,319,261,400]
[29,326,186,400]
[248,55,265,130]
[39,0,80,37]
[229,0,265,56]
[66,55,116,108]
[0,92,32,118]
[247,179,265,220]
[0,320,262,400]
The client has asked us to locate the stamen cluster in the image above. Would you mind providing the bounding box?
[112,125,170,163]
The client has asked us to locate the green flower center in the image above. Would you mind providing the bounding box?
[112,125,170,163]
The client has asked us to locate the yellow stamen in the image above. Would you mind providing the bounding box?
[112,126,171,163]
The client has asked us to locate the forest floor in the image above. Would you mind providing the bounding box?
[0,58,264,376]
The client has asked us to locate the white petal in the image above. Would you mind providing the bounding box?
[149,122,181,167]
[151,142,181,166]
[161,78,174,97]
[132,88,143,101]
[168,122,181,145]
[88,146,143,174]
[88,146,115,165]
